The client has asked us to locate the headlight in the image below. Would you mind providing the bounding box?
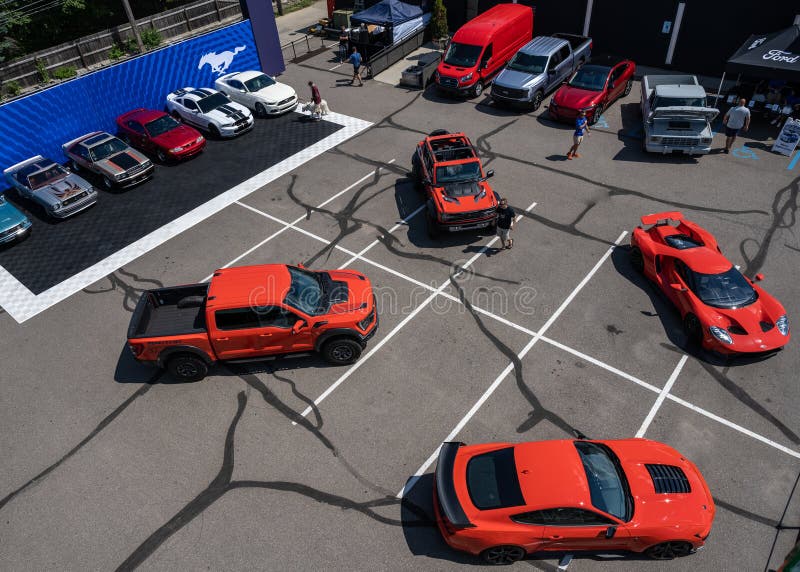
[195,136,204,143]
[114,172,126,180]
[142,160,152,167]
[440,212,453,222]
[709,326,733,345]
[51,203,61,211]
[579,105,597,112]
[776,315,789,336]
[460,72,473,82]
[170,146,183,153]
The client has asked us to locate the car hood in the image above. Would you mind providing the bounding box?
[494,68,545,89]
[34,173,92,203]
[611,440,715,532]
[206,102,251,124]
[152,125,202,148]
[435,181,496,214]
[651,106,719,121]
[554,86,602,109]
[0,198,28,229]
[325,270,373,315]
[254,82,296,103]
[96,150,148,174]
[705,290,786,333]
[437,62,473,77]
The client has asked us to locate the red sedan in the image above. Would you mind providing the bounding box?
[631,212,790,354]
[548,55,636,125]
[434,438,715,565]
[116,108,205,163]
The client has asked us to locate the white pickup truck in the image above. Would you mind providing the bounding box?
[640,75,719,155]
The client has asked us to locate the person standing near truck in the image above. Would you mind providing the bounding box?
[722,98,750,154]
[338,26,349,62]
[496,198,515,249]
[567,109,590,159]
[348,47,364,86]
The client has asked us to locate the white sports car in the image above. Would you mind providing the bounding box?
[165,87,254,138]
[214,71,298,117]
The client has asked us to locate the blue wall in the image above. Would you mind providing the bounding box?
[0,21,274,181]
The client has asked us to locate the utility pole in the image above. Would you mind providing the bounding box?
[121,0,144,53]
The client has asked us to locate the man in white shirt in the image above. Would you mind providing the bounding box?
[722,98,751,154]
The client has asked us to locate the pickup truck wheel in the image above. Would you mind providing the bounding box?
[531,90,543,111]
[322,338,362,365]
[623,79,633,96]
[167,354,208,382]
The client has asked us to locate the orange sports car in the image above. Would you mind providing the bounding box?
[433,438,715,565]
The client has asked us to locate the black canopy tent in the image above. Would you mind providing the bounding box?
[716,25,800,105]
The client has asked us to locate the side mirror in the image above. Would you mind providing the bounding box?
[754,273,764,282]
[292,319,308,334]
[485,169,494,178]
[670,283,687,292]
[605,526,617,539]
[609,82,616,89]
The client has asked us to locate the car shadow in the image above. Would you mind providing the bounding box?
[474,98,534,117]
[420,85,476,106]
[610,246,777,367]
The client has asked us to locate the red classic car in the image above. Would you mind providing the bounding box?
[115,108,205,163]
[548,55,636,125]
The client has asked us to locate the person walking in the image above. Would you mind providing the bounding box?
[496,197,515,250]
[348,47,364,86]
[722,98,750,154]
[308,80,322,119]
[338,26,349,62]
[567,109,589,159]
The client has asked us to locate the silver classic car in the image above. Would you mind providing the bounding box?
[3,156,98,219]
[62,131,154,189]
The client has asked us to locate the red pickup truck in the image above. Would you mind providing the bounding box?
[411,130,499,237]
[127,264,378,381]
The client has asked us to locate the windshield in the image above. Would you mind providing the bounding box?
[244,74,276,92]
[506,53,548,74]
[443,42,482,67]
[568,66,609,91]
[574,441,632,521]
[435,162,482,184]
[197,92,231,113]
[28,165,67,189]
[684,266,758,309]
[466,447,525,510]
[653,96,708,108]
[284,266,324,315]
[89,137,128,161]
[145,115,180,138]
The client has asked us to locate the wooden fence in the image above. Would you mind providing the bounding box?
[0,0,243,91]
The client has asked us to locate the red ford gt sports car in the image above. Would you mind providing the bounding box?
[630,212,790,354]
[116,108,205,163]
[548,55,636,125]
[434,439,715,565]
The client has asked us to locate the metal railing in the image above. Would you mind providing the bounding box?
[280,34,330,63]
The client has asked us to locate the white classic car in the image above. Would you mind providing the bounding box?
[214,71,298,117]
[3,156,98,219]
[166,87,254,138]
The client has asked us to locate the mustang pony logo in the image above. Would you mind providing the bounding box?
[198,46,246,75]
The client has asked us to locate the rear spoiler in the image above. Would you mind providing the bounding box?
[640,211,683,226]
[435,442,474,528]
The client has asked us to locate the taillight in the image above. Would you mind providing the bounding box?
[589,41,593,50]
[128,343,144,357]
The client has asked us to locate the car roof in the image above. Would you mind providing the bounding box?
[227,70,263,81]
[513,441,593,509]
[206,264,292,308]
[649,225,731,273]
[83,132,114,147]
[17,158,60,178]
[654,84,706,98]
[119,108,165,123]
[172,87,218,101]
[518,36,568,57]
[452,4,531,45]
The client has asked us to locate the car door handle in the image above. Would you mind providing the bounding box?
[258,333,272,338]
[548,535,562,539]
[215,337,230,341]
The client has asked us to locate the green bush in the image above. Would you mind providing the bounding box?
[53,66,77,80]
[431,0,448,40]
[123,38,139,54]
[35,58,50,83]
[5,80,21,97]
[109,44,125,60]
[141,28,162,49]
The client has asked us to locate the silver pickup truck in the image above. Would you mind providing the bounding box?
[640,75,719,155]
[491,33,592,110]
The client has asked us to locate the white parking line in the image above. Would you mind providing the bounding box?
[229,201,800,464]
[337,203,426,269]
[398,231,628,498]
[294,202,538,422]
[202,161,395,281]
[636,354,689,437]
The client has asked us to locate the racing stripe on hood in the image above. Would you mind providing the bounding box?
[109,152,139,170]
[216,104,248,121]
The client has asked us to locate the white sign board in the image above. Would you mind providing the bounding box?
[772,117,800,156]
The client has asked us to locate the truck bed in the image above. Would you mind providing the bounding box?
[553,33,591,51]
[128,284,209,339]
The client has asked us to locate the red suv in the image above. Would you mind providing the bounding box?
[411,130,499,237]
[116,108,206,163]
